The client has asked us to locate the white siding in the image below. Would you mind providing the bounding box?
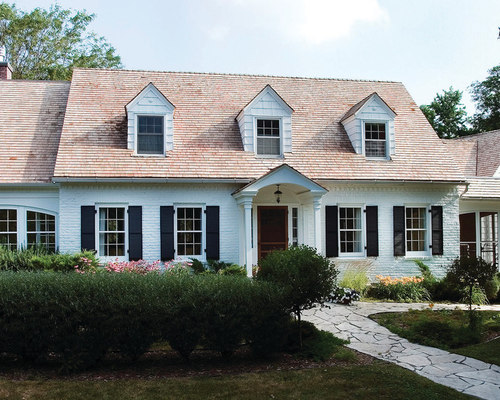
[237,87,293,153]
[59,183,241,263]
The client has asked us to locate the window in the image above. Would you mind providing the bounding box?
[365,123,386,158]
[406,207,427,253]
[137,116,164,155]
[256,119,280,155]
[339,207,363,255]
[27,211,56,251]
[177,207,202,256]
[0,209,17,250]
[292,207,298,247]
[99,207,126,257]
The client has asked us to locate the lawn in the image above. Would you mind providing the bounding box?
[371,309,500,365]
[0,361,474,400]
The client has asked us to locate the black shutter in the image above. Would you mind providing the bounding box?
[431,206,443,256]
[81,206,95,251]
[325,206,338,257]
[366,206,379,257]
[205,206,220,260]
[128,206,142,261]
[160,206,175,261]
[393,206,405,256]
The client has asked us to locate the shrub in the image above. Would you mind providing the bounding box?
[189,258,205,274]
[218,264,246,276]
[485,274,500,302]
[256,245,338,347]
[446,256,497,311]
[368,275,430,302]
[339,265,369,294]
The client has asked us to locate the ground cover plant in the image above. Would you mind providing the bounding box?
[367,275,430,302]
[371,309,500,365]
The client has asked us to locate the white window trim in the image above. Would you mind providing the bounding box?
[26,210,57,251]
[253,117,283,158]
[0,206,58,251]
[405,204,431,258]
[338,204,365,258]
[95,204,128,262]
[134,114,166,157]
[174,204,206,261]
[362,120,390,160]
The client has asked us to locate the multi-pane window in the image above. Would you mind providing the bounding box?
[406,207,427,252]
[177,207,202,256]
[27,211,56,251]
[292,207,298,247]
[99,207,126,257]
[137,116,164,155]
[0,209,17,250]
[365,123,387,158]
[256,119,280,155]
[339,207,363,254]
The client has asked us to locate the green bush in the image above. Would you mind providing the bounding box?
[0,271,288,370]
[485,274,500,302]
[339,266,369,295]
[0,246,98,272]
[367,279,430,302]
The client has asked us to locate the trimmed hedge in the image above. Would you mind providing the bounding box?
[0,272,288,371]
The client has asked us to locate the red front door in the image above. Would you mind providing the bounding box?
[258,206,288,259]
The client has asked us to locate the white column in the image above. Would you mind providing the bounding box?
[313,197,322,254]
[243,201,253,277]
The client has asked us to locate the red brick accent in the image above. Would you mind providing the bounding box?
[0,62,12,80]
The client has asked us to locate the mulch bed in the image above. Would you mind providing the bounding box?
[0,347,375,381]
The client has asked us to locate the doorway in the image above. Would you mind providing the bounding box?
[258,206,288,259]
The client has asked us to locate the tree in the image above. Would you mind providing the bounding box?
[420,87,469,138]
[256,245,338,347]
[470,64,500,132]
[0,3,121,80]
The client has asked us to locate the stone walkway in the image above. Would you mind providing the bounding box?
[303,302,500,400]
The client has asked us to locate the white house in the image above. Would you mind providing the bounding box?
[0,62,497,278]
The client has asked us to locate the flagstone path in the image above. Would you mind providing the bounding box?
[303,302,500,400]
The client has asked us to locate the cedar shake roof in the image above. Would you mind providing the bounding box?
[0,80,70,183]
[339,92,396,122]
[49,68,462,182]
[443,130,500,177]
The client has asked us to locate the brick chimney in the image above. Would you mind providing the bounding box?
[0,46,12,80]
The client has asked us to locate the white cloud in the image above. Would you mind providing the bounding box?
[295,0,389,44]
[206,25,231,41]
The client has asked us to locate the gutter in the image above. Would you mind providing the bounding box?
[52,177,252,184]
[317,179,467,185]
[0,182,58,187]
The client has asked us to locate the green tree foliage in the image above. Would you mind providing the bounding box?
[420,87,469,138]
[0,3,122,80]
[470,64,500,133]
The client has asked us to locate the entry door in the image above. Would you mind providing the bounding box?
[258,206,288,259]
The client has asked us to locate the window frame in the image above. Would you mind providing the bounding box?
[362,120,389,160]
[254,117,283,157]
[0,208,18,251]
[405,205,430,257]
[26,210,56,252]
[338,204,365,258]
[135,114,165,156]
[174,204,206,261]
[95,204,128,262]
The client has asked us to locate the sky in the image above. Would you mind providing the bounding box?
[10,0,500,113]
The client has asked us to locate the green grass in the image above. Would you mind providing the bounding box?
[0,362,474,400]
[371,310,500,365]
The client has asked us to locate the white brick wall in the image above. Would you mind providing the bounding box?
[59,183,241,263]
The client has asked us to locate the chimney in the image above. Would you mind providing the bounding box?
[0,46,12,80]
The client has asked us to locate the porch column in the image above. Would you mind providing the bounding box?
[313,196,322,254]
[243,200,253,277]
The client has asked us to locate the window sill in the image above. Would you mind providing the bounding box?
[255,154,284,159]
[132,153,166,158]
[337,254,366,259]
[365,157,391,161]
[404,253,431,259]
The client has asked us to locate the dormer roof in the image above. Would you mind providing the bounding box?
[340,92,396,123]
[237,84,294,120]
[126,82,174,112]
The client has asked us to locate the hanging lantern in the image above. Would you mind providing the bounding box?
[274,184,282,204]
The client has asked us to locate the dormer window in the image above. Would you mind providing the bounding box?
[125,83,174,156]
[364,122,387,158]
[257,119,281,155]
[237,85,293,156]
[137,116,164,155]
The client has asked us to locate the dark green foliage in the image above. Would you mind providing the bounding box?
[0,246,98,272]
[0,3,121,80]
[446,256,496,310]
[484,273,500,302]
[366,281,430,302]
[206,259,232,273]
[470,64,500,132]
[420,87,470,138]
[0,272,288,370]
[189,258,205,274]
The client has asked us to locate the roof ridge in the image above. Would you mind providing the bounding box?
[72,67,401,84]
